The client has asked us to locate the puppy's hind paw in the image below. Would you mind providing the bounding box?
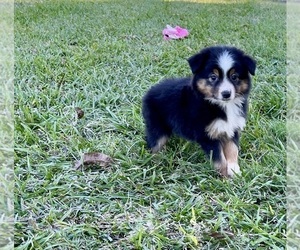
[150,136,168,153]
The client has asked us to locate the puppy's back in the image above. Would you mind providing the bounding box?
[142,77,191,109]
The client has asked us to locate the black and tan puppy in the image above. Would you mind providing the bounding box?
[142,46,256,177]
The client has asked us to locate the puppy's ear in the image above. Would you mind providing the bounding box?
[187,49,210,74]
[243,55,256,76]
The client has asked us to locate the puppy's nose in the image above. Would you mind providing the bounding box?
[221,90,231,100]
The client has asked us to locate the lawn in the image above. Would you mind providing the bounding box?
[287,2,300,249]
[0,2,14,249]
[15,0,286,249]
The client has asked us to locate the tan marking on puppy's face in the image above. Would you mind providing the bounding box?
[229,68,236,76]
[237,79,249,94]
[196,79,214,97]
[228,68,250,95]
[213,68,220,76]
[196,68,220,97]
[209,69,220,83]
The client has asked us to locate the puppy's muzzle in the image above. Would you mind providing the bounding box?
[221,90,232,100]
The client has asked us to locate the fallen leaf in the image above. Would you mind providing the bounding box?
[74,152,112,170]
[75,107,84,119]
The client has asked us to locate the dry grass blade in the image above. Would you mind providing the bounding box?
[209,230,235,239]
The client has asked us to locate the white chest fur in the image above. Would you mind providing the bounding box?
[205,98,246,139]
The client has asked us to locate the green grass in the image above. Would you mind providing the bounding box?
[0,2,14,249]
[286,2,300,249]
[15,0,286,249]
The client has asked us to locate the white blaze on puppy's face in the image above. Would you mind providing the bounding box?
[217,51,235,101]
[218,50,234,73]
[218,79,236,100]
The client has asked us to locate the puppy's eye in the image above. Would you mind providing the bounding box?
[208,73,218,83]
[230,73,239,82]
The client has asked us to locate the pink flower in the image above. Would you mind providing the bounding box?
[162,25,189,40]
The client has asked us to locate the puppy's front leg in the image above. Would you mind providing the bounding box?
[201,140,228,177]
[213,147,228,177]
[222,140,241,177]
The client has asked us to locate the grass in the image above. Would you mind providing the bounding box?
[287,2,300,249]
[15,0,286,249]
[0,2,14,249]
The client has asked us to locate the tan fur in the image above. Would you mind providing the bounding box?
[151,136,168,153]
[196,79,213,97]
[229,68,236,75]
[213,68,220,76]
[212,139,241,178]
[237,79,249,94]
[223,140,238,164]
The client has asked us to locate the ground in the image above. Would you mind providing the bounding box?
[15,0,286,249]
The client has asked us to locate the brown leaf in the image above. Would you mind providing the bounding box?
[75,107,84,119]
[74,152,112,170]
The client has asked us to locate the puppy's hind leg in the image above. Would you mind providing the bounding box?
[145,123,170,153]
[150,135,168,153]
[143,102,171,153]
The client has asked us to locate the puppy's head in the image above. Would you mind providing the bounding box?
[188,46,256,104]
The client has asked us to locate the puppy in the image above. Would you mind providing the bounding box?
[142,46,256,178]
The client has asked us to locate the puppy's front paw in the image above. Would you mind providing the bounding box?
[227,162,241,178]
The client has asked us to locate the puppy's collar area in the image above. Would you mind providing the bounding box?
[205,96,245,110]
[205,96,246,139]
